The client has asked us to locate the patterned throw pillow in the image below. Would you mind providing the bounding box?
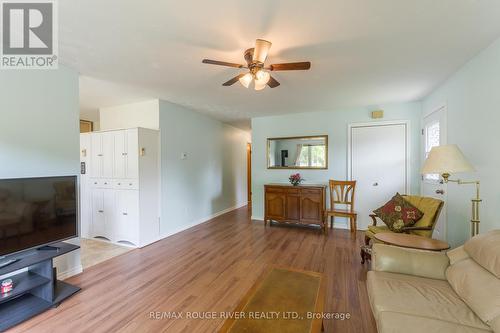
[373,193,424,232]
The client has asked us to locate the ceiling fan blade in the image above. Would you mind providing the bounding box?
[202,59,245,68]
[253,39,272,63]
[269,62,311,71]
[267,76,280,88]
[222,74,245,86]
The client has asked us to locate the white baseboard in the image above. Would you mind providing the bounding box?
[57,264,83,280]
[156,202,248,242]
[251,215,264,221]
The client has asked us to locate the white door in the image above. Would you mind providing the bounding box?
[114,190,139,245]
[90,133,103,177]
[421,106,447,240]
[349,122,408,230]
[113,130,127,179]
[102,132,115,178]
[126,129,139,179]
[91,189,106,237]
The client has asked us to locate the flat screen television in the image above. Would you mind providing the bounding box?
[0,176,78,257]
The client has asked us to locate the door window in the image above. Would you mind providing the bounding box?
[424,121,440,181]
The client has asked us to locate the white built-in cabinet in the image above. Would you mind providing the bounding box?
[80,128,160,247]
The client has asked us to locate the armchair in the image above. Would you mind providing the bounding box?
[364,195,444,246]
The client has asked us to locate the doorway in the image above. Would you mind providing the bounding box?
[247,143,252,205]
[421,105,447,241]
[348,121,409,230]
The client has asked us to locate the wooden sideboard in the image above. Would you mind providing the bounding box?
[264,184,327,233]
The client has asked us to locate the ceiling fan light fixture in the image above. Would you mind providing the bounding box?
[238,73,253,88]
[253,39,272,63]
[254,80,267,91]
[254,70,270,85]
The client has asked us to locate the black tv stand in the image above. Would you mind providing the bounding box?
[0,242,80,331]
[37,245,61,251]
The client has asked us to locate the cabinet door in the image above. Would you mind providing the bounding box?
[126,129,139,179]
[114,190,139,245]
[90,133,103,177]
[102,132,115,178]
[300,190,323,224]
[91,189,106,237]
[103,189,115,238]
[285,194,300,221]
[265,188,286,220]
[113,130,127,179]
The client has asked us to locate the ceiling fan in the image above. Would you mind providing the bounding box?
[202,39,311,91]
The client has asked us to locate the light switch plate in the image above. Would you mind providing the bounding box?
[181,152,188,160]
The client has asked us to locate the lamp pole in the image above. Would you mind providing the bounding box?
[442,173,481,237]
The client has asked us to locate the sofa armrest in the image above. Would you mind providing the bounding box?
[372,244,449,280]
[369,214,378,226]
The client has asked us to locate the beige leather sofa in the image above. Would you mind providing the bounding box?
[367,229,500,333]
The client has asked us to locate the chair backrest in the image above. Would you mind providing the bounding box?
[329,180,356,211]
[402,195,444,237]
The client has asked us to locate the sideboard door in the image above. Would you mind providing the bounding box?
[285,189,300,222]
[300,189,323,224]
[265,189,286,220]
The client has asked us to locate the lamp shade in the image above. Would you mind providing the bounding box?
[421,144,475,175]
[253,39,272,63]
[238,73,253,88]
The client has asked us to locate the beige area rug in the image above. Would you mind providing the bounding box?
[80,238,132,269]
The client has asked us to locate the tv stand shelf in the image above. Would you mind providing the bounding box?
[0,242,81,331]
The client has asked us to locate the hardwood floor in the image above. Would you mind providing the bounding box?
[10,206,377,333]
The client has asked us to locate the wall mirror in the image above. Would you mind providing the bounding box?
[267,135,328,169]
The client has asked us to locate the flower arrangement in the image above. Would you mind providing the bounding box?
[289,173,304,186]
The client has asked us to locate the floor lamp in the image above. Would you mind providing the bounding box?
[421,144,480,237]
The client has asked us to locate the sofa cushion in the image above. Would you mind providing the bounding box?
[491,316,500,333]
[367,271,489,331]
[447,258,500,329]
[464,230,500,279]
[447,245,471,265]
[377,311,492,333]
[373,244,449,280]
[374,193,423,232]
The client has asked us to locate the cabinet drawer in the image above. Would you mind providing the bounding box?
[286,188,300,194]
[113,179,139,190]
[91,178,113,189]
[300,188,322,195]
[265,187,285,193]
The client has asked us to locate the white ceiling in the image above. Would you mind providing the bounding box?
[66,0,500,130]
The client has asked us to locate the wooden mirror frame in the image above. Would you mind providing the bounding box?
[267,135,328,170]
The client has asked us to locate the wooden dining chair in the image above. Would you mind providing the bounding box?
[325,180,357,232]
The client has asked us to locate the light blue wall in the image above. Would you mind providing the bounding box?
[251,102,422,220]
[0,67,79,178]
[159,100,250,236]
[422,37,500,246]
[0,65,81,277]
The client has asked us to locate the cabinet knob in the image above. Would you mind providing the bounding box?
[373,182,379,186]
[122,152,128,156]
[122,212,128,216]
[94,182,98,184]
[98,210,104,213]
[104,182,108,185]
[129,183,133,186]
[435,189,445,195]
[118,183,121,185]
[97,154,103,157]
